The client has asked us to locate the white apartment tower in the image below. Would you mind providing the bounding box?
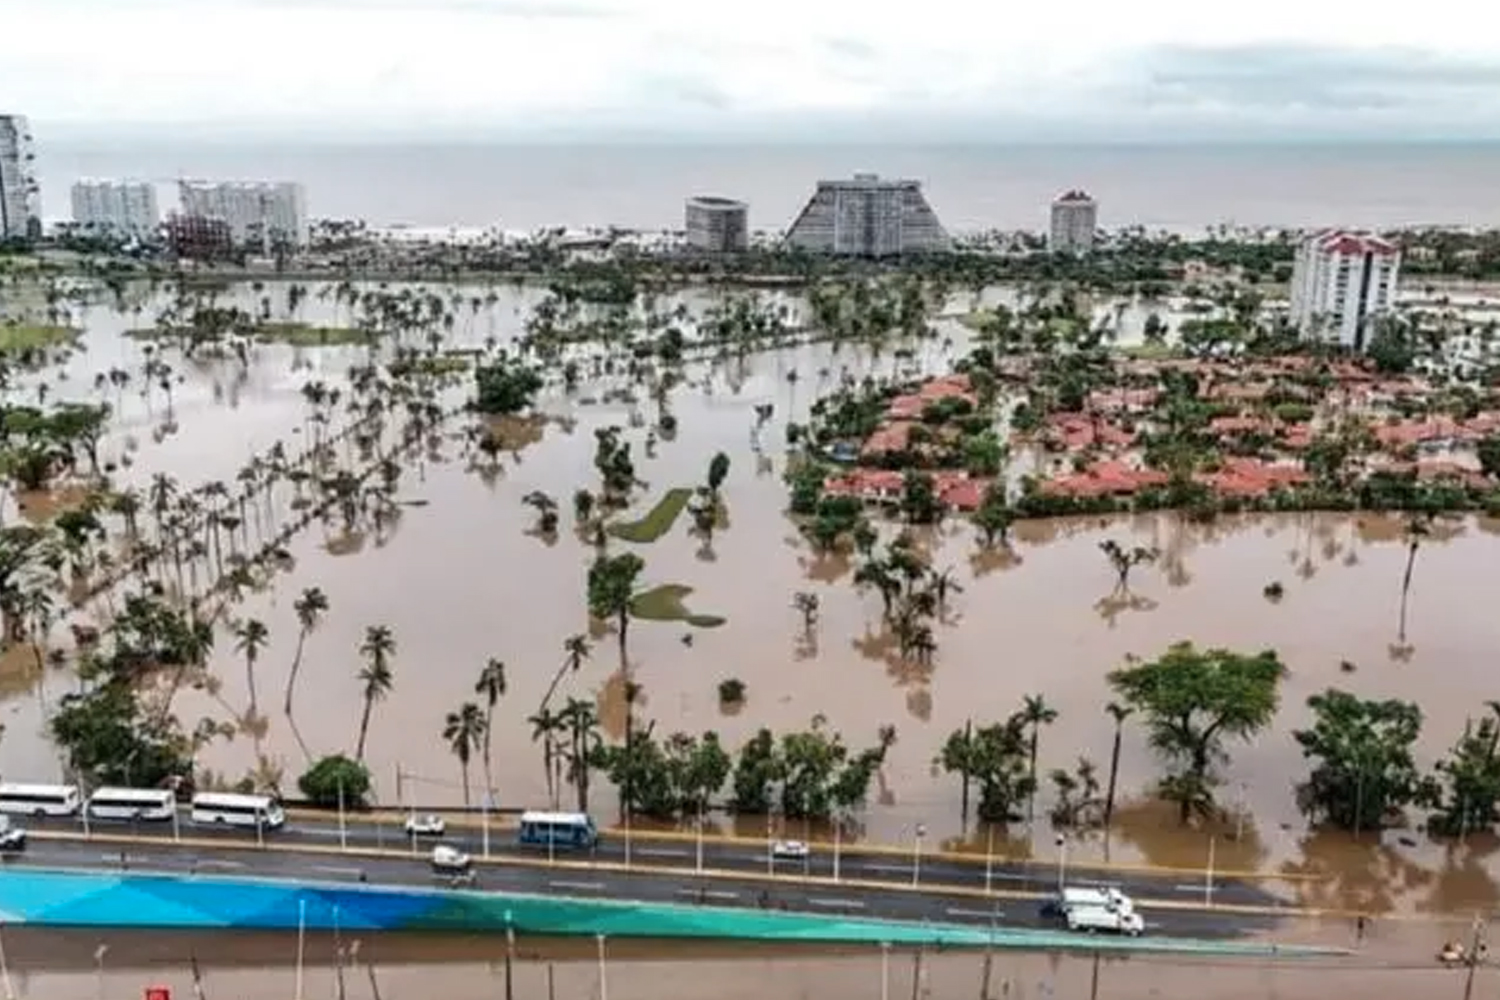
[784,173,948,256]
[178,179,308,248]
[71,180,160,238]
[0,115,41,240]
[1288,229,1401,351]
[1049,190,1097,254]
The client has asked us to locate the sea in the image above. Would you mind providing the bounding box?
[34,140,1500,235]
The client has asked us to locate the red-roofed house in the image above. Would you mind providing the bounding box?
[1039,461,1168,498]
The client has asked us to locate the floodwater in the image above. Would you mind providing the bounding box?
[0,922,1488,1000]
[4,281,1500,919]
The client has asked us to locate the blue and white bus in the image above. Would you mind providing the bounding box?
[517,810,597,849]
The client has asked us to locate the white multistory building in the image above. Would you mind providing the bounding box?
[1288,229,1402,351]
[1049,189,1097,254]
[0,114,40,240]
[684,196,748,253]
[178,179,308,248]
[784,173,948,256]
[70,180,159,238]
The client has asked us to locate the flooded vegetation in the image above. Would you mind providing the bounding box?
[6,264,1500,923]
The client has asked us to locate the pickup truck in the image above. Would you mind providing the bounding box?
[1065,903,1145,936]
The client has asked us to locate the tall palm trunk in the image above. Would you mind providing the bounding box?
[284,626,309,716]
[459,760,470,807]
[1028,730,1039,822]
[356,696,374,761]
[1104,721,1124,839]
[245,653,259,720]
[1398,541,1419,641]
[482,705,495,804]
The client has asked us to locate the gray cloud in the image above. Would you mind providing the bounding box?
[822,36,877,61]
[1127,43,1500,112]
[627,71,733,111]
[229,0,621,16]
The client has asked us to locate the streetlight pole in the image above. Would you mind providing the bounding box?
[983,824,995,896]
[695,799,705,875]
[833,812,842,883]
[912,824,927,888]
[337,782,348,852]
[1055,834,1067,891]
[596,933,609,1000]
[1204,836,1216,907]
[880,942,891,1000]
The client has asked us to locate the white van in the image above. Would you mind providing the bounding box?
[0,783,82,817]
[87,787,177,822]
[1066,904,1145,936]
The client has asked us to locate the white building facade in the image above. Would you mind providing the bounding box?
[178,180,308,248]
[784,174,948,256]
[1288,230,1401,351]
[1049,190,1097,253]
[684,196,748,253]
[0,115,40,240]
[71,180,159,237]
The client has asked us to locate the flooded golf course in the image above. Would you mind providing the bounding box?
[4,277,1500,936]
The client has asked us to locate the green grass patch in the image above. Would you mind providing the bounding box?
[252,323,367,347]
[608,487,694,544]
[631,584,727,628]
[1117,341,1181,360]
[0,324,80,354]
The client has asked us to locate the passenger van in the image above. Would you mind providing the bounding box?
[0,783,82,817]
[87,787,177,822]
[516,811,598,849]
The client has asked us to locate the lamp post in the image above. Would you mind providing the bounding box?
[983,824,995,896]
[832,811,843,884]
[912,823,927,888]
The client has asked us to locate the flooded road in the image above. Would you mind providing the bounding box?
[4,280,1500,918]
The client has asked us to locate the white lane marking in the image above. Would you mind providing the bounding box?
[1175,885,1203,892]
[946,907,1004,919]
[549,880,605,892]
[636,848,689,858]
[808,898,866,909]
[675,888,740,901]
[859,863,914,874]
[193,860,247,870]
[312,866,366,877]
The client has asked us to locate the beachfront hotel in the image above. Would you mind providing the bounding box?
[784,173,948,257]
[1288,229,1401,351]
[0,114,40,240]
[1049,189,1097,254]
[71,180,160,238]
[178,179,308,249]
[684,196,749,253]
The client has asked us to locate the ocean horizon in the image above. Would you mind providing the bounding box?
[34,140,1500,235]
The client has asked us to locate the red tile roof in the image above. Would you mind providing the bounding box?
[1039,461,1168,497]
[1312,229,1398,257]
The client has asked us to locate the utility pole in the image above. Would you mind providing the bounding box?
[1462,913,1485,1000]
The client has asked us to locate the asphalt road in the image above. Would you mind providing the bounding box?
[2,836,1282,941]
[17,811,1286,912]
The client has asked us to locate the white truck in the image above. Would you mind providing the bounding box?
[1065,903,1145,936]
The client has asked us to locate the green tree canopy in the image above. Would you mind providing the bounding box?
[1108,642,1285,822]
[1292,689,1438,832]
[1429,705,1500,837]
[297,754,373,809]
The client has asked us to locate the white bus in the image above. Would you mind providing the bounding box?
[86,787,178,822]
[0,783,82,817]
[191,792,286,830]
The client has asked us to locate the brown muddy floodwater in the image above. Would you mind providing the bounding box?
[6,283,1500,920]
[0,921,1486,1000]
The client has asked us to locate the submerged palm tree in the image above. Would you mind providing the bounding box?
[233,618,270,721]
[355,625,395,761]
[443,702,486,807]
[1398,513,1432,642]
[1021,694,1058,822]
[284,586,329,717]
[539,633,590,714]
[474,658,507,804]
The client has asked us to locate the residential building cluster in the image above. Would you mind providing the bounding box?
[70,180,159,238]
[1048,189,1097,254]
[177,179,308,249]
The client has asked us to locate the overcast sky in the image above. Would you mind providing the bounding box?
[9,0,1500,140]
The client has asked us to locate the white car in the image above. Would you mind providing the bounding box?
[771,839,810,860]
[0,817,24,852]
[430,844,472,873]
[405,814,446,837]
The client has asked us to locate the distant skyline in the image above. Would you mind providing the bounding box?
[9,0,1500,142]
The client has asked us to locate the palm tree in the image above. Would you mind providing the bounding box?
[538,633,590,714]
[443,702,486,807]
[355,625,395,761]
[233,618,270,721]
[1021,694,1058,823]
[284,586,329,716]
[528,707,566,807]
[18,585,54,680]
[474,658,507,804]
[559,696,601,813]
[1103,701,1133,844]
[1398,512,1432,642]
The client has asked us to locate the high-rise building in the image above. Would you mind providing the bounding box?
[1288,230,1401,351]
[166,214,234,260]
[1049,190,1097,254]
[71,180,160,238]
[178,179,308,248]
[784,173,947,256]
[0,114,41,241]
[684,196,748,253]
